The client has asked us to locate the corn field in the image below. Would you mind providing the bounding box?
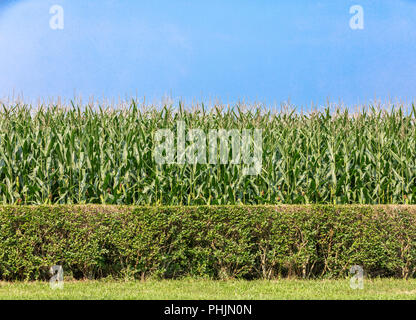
[1,102,416,205]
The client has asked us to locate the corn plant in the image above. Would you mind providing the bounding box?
[0,102,415,205]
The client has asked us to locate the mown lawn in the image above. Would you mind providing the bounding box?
[1,279,416,300]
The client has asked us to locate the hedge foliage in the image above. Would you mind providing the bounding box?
[1,205,416,280]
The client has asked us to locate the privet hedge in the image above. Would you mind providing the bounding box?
[1,205,416,281]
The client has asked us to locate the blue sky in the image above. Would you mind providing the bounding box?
[0,0,415,107]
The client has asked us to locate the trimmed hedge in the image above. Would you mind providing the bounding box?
[1,205,416,280]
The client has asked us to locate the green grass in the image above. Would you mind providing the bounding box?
[1,279,416,300]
